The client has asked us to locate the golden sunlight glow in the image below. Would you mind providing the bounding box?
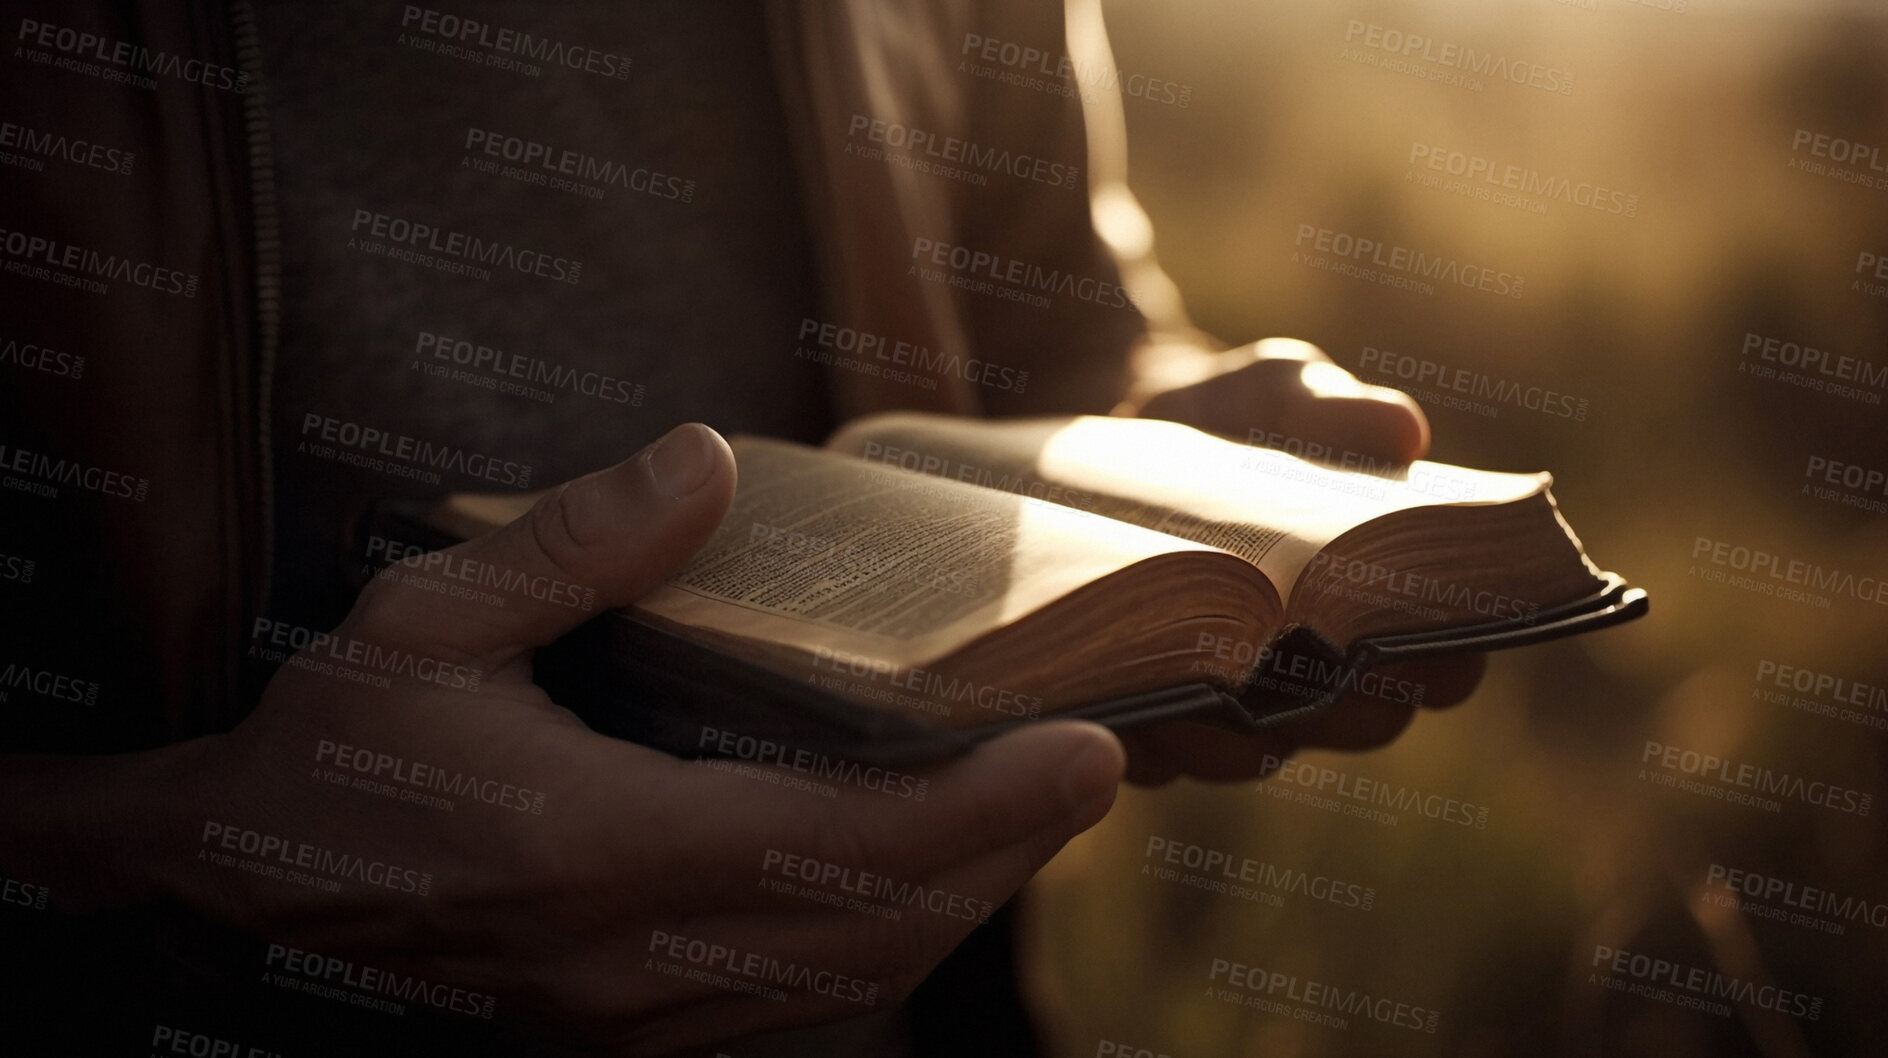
[1093,183,1155,261]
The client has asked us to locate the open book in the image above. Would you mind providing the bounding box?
[388,414,1644,762]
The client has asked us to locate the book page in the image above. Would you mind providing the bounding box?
[825,414,1549,605]
[630,437,1228,670]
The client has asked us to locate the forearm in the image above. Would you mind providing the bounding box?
[0,736,222,913]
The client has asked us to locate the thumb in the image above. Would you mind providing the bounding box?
[348,422,736,665]
[1140,338,1431,464]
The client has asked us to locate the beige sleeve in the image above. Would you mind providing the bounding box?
[764,0,1169,421]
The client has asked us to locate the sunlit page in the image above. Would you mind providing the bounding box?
[634,438,1219,668]
[830,414,1547,605]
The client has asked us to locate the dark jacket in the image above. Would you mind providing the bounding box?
[0,0,1143,750]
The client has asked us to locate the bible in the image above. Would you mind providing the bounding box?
[369,413,1645,764]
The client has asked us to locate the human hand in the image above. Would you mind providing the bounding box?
[1120,337,1486,781]
[141,423,1122,1053]
[1125,336,1428,464]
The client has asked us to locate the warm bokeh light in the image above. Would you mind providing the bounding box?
[1026,1,1888,1054]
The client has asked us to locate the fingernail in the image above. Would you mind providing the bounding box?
[647,423,721,499]
[1059,734,1124,829]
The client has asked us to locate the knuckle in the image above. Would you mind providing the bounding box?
[336,552,494,669]
[840,909,942,1008]
[347,571,418,640]
[1011,825,1068,883]
[957,786,1031,857]
[800,809,878,886]
[526,482,601,587]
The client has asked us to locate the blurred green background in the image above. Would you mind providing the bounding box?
[1023,1,1888,1055]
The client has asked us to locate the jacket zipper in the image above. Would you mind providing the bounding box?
[227,0,282,621]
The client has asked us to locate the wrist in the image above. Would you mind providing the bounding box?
[0,735,228,914]
[122,734,233,915]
